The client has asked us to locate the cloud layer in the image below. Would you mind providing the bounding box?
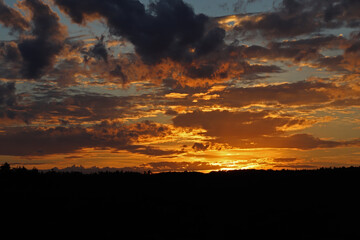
[0,0,359,170]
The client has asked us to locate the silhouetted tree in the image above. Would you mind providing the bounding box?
[0,162,10,172]
[0,166,360,239]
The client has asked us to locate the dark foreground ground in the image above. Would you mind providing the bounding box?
[1,166,360,239]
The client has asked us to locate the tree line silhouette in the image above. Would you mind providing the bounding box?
[1,163,360,239]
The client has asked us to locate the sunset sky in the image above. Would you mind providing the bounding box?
[0,0,360,172]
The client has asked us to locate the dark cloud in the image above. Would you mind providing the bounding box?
[194,27,226,56]
[247,12,318,38]
[272,163,318,169]
[268,35,346,54]
[242,35,347,65]
[17,0,67,79]
[202,81,338,107]
[54,38,283,86]
[329,98,360,107]
[245,134,358,150]
[0,84,177,126]
[231,0,360,39]
[0,82,31,123]
[273,158,298,162]
[54,0,225,64]
[24,92,132,124]
[185,64,218,79]
[346,41,360,54]
[0,120,175,156]
[85,36,109,63]
[110,65,128,84]
[323,0,360,27]
[1,0,357,84]
[164,109,178,116]
[127,146,183,157]
[314,55,347,72]
[47,58,83,86]
[0,41,22,62]
[192,143,209,152]
[0,82,16,120]
[0,0,29,32]
[0,125,93,156]
[0,81,15,104]
[184,49,282,80]
[240,62,283,78]
[236,8,320,38]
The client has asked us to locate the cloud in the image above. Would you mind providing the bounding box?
[272,163,318,169]
[0,82,16,120]
[0,82,16,107]
[109,65,128,84]
[330,98,360,107]
[346,41,360,54]
[84,35,109,63]
[173,110,308,138]
[323,0,360,27]
[219,81,333,106]
[192,143,209,151]
[173,110,360,150]
[250,134,347,149]
[0,41,22,62]
[0,81,30,124]
[197,80,356,108]
[16,0,67,79]
[126,146,183,156]
[240,35,350,71]
[104,48,282,86]
[0,0,29,32]
[223,133,360,150]
[2,0,72,80]
[0,0,359,170]
[239,12,318,38]
[225,0,360,39]
[273,158,298,162]
[5,90,134,125]
[0,120,177,156]
[1,0,357,84]
[55,0,225,64]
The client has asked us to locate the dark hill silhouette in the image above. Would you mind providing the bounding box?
[1,163,360,239]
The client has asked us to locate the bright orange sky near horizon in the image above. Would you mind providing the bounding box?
[0,0,360,172]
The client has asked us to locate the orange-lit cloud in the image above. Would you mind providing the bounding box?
[173,110,360,150]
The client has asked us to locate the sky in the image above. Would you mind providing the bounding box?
[0,0,360,172]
